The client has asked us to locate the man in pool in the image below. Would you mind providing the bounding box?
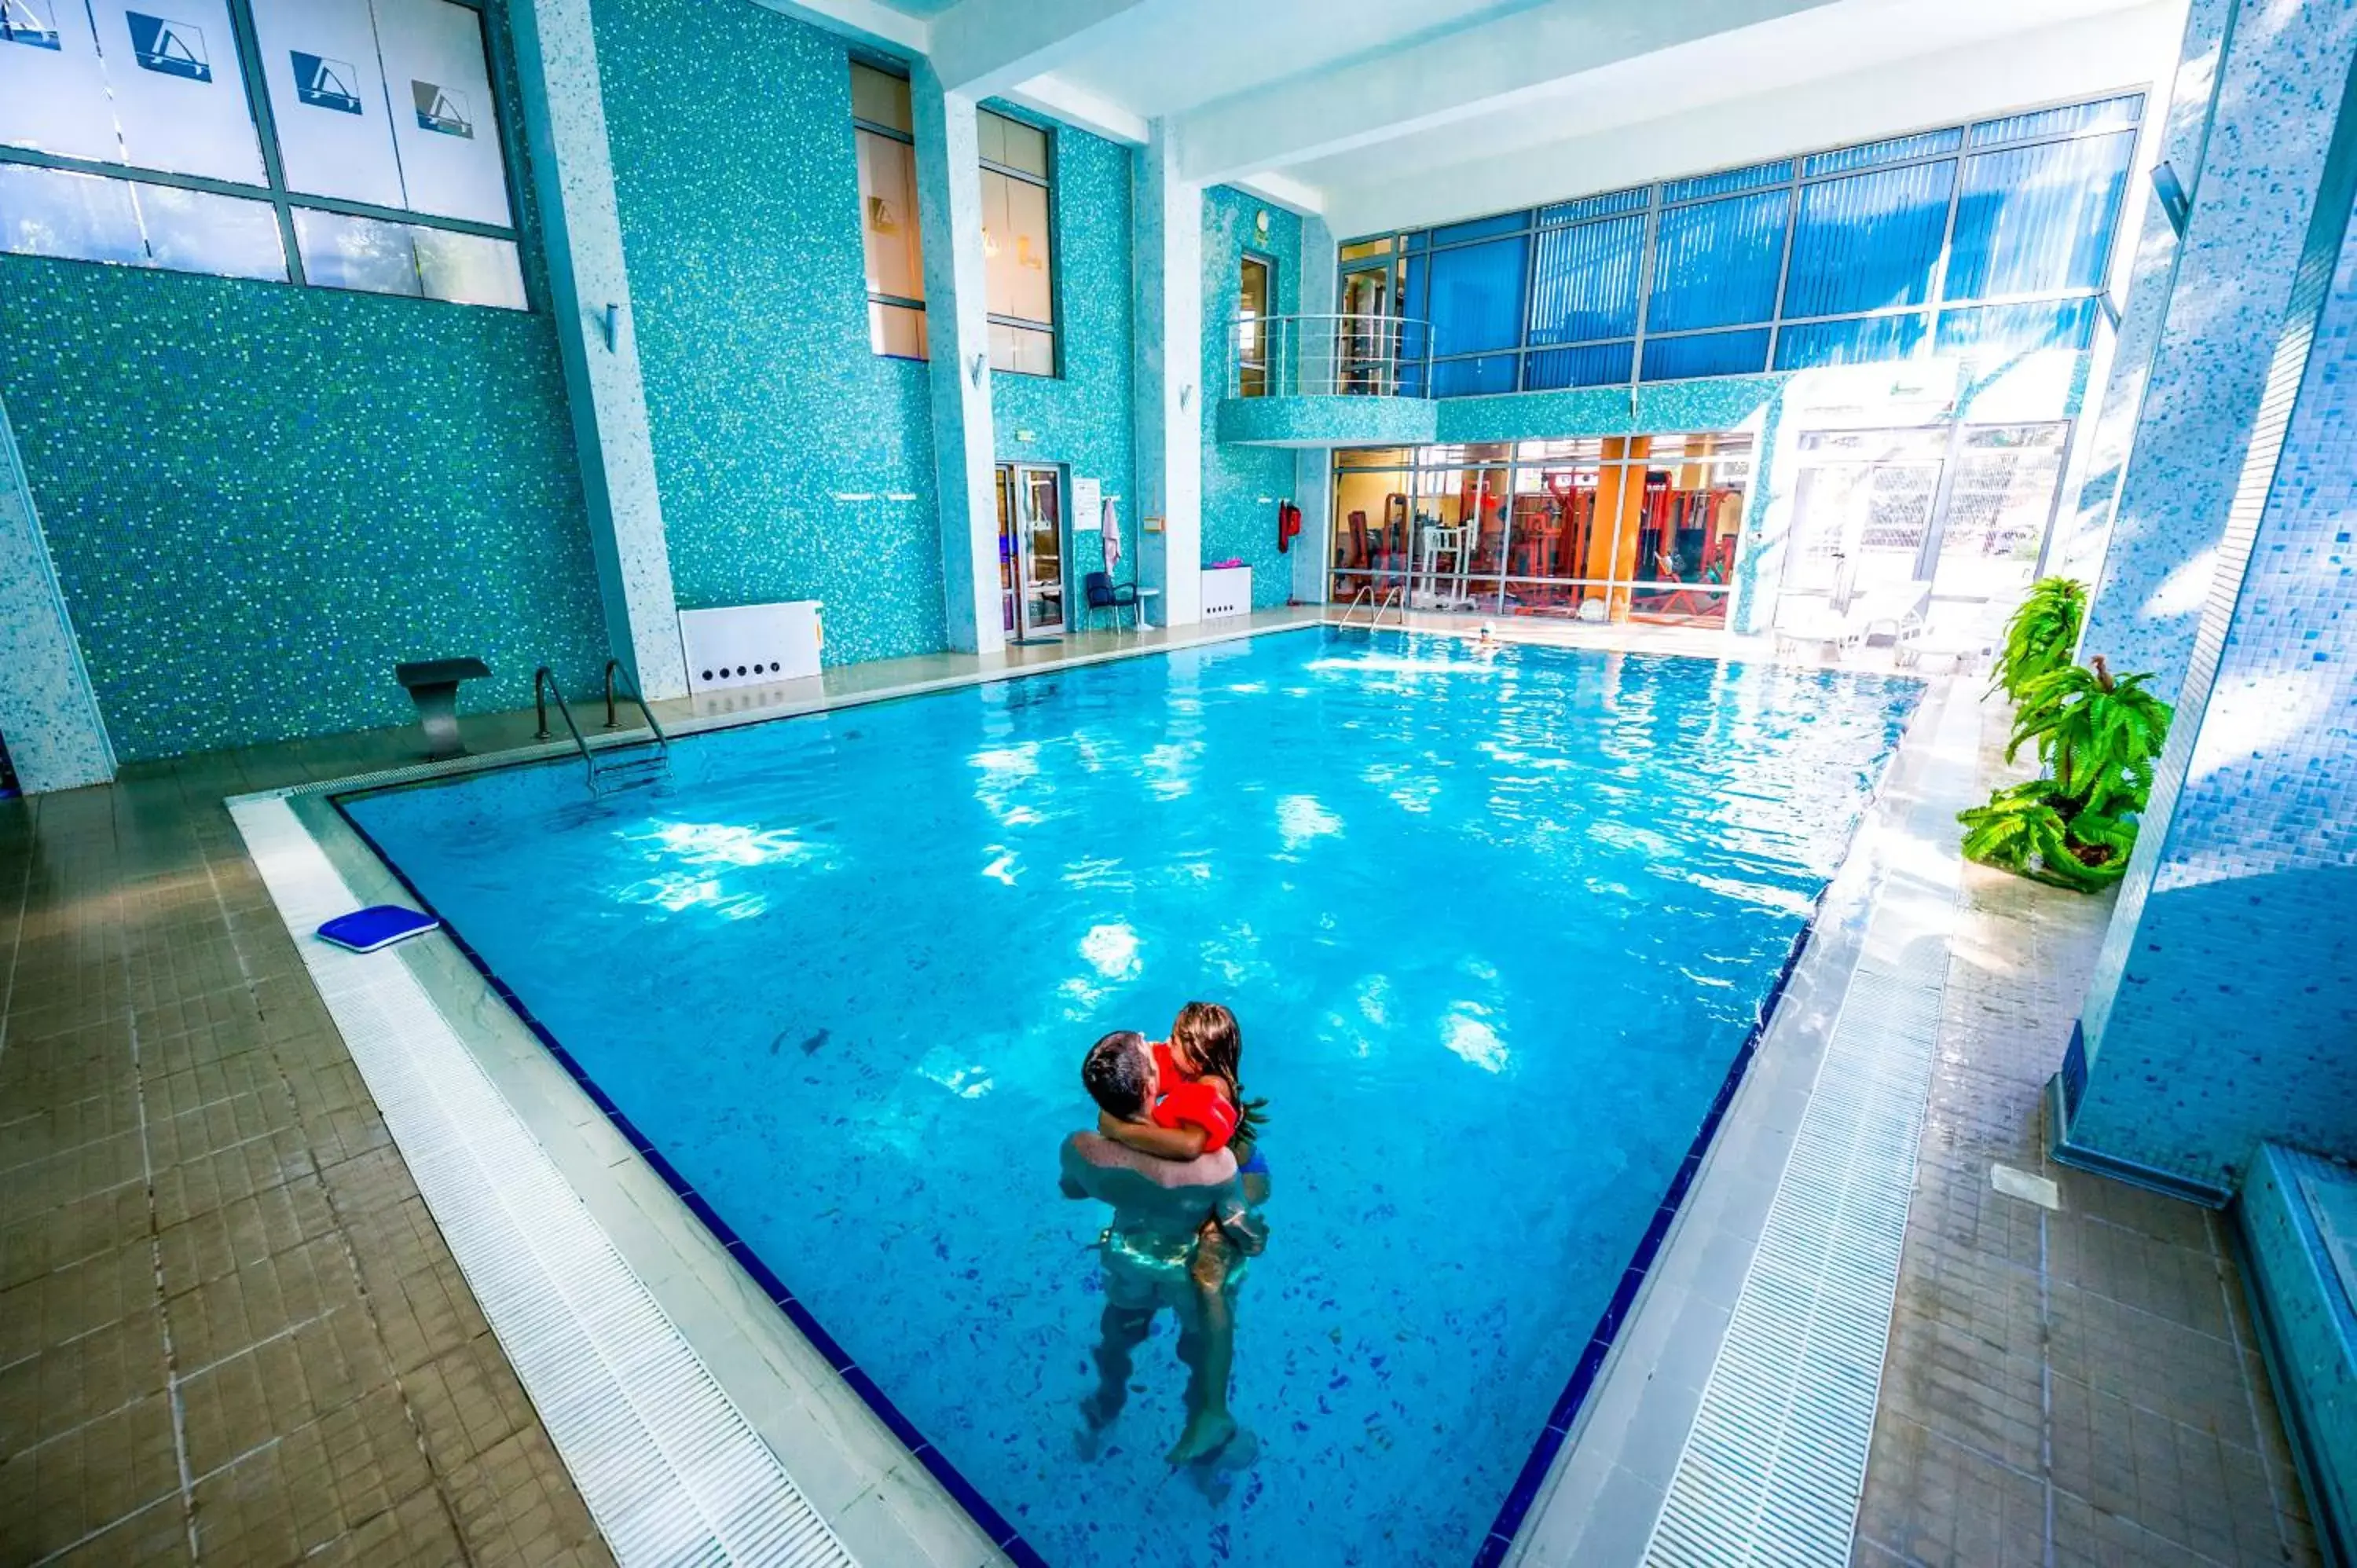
[1061,1029,1265,1468]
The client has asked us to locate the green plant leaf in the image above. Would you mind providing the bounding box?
[1991,577,2087,702]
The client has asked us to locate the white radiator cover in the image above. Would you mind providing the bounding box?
[679,602,823,694]
[1201,566,1252,620]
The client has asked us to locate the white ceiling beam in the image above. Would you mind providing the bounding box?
[1176,0,1842,184]
[743,0,926,55]
[929,0,1165,98]
[1223,168,1325,218]
[999,71,1150,145]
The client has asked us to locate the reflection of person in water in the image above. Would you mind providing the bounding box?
[1061,1030,1265,1467]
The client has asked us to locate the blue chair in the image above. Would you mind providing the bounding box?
[1083,570,1141,632]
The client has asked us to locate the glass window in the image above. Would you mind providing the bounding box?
[1641,328,1769,381]
[251,0,406,209]
[0,162,145,264]
[373,0,513,226]
[852,61,925,359]
[981,166,1050,322]
[1527,214,1642,344]
[295,207,420,296]
[1782,160,1953,318]
[93,0,266,183]
[979,107,1053,376]
[977,109,1047,178]
[1523,341,1633,390]
[1774,313,1927,370]
[870,301,926,359]
[412,225,525,307]
[1945,131,2133,301]
[1426,234,1527,356]
[1648,191,1787,332]
[850,60,911,134]
[0,0,120,162]
[137,183,287,280]
[1,0,525,308]
[1350,93,2141,393]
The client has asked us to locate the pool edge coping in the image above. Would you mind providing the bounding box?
[1497,665,1977,1566]
[233,617,1943,1566]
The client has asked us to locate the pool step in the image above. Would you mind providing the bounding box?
[591,746,672,797]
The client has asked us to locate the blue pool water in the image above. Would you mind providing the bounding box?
[343,629,1919,1566]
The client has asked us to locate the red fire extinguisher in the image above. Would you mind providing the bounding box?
[1277,500,1303,553]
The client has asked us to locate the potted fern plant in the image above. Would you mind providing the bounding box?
[1959,653,2172,891]
[1990,575,2086,701]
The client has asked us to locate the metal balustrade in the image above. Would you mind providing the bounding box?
[1228,313,1434,398]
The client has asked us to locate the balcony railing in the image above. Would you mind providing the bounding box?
[1229,313,1434,399]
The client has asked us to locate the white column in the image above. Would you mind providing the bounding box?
[911,64,1004,656]
[0,392,113,792]
[508,0,687,698]
[1133,123,1204,626]
[1292,213,1337,604]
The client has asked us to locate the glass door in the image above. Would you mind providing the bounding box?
[997,463,1065,640]
[1238,255,1273,397]
[1339,263,1392,393]
[1930,423,2069,617]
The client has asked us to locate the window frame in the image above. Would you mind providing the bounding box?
[851,56,926,360]
[0,0,534,306]
[1356,88,2147,397]
[977,104,1058,379]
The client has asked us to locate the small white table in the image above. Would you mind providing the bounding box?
[1134,588,1162,630]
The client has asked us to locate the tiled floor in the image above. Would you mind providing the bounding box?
[0,738,612,1566]
[1851,702,2319,1567]
[0,618,2322,1567]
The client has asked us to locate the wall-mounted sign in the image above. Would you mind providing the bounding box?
[127,13,208,79]
[291,50,362,112]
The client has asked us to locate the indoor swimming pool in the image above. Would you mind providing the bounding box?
[340,628,1921,1566]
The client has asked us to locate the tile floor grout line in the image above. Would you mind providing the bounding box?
[2209,1211,2304,1564]
[2039,1204,2055,1568]
[119,870,203,1562]
[27,1490,186,1568]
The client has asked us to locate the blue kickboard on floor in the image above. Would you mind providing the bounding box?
[315,905,440,953]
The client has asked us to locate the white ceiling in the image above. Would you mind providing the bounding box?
[765,0,2187,227]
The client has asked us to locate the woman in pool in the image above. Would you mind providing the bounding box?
[1099,1000,1270,1464]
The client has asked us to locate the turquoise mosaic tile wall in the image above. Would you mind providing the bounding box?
[1201,187,1303,606]
[2069,171,2357,1189]
[989,115,1138,610]
[0,256,608,763]
[592,0,944,667]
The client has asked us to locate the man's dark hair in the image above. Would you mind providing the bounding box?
[1082,1030,1150,1119]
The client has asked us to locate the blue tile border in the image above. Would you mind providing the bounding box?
[1467,923,1798,1564]
[319,630,1917,1566]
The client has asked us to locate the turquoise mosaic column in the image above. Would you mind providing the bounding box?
[911,65,1003,655]
[1292,212,1337,605]
[0,390,112,793]
[2061,109,2357,1193]
[2078,0,2357,706]
[2051,0,2236,587]
[1134,126,1204,625]
[508,0,687,698]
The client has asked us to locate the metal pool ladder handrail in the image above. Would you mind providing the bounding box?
[533,663,672,797]
[1338,584,1405,628]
